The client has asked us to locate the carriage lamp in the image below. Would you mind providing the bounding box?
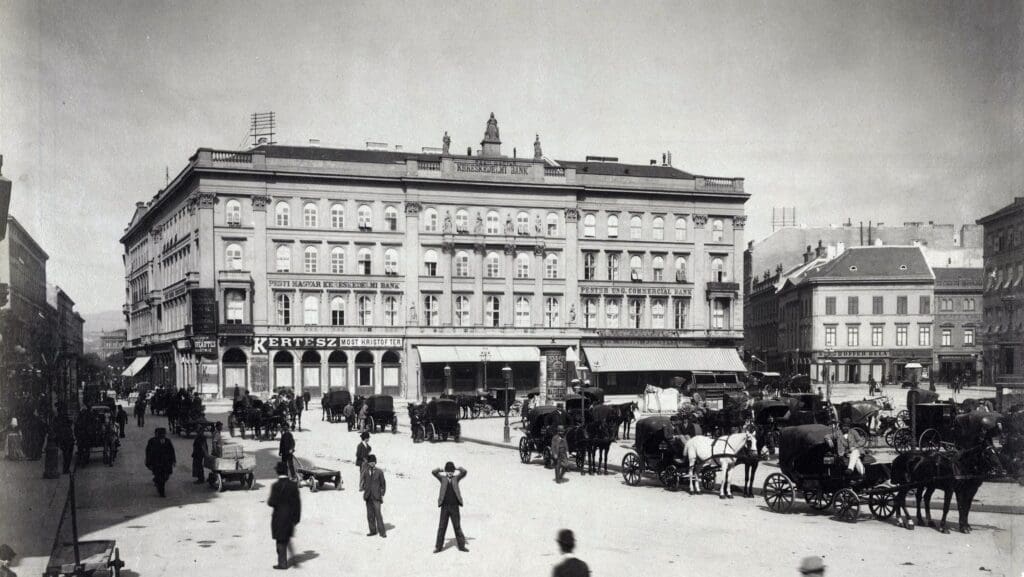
[502,365,513,443]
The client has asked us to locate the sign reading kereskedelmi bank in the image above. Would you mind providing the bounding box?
[252,336,403,354]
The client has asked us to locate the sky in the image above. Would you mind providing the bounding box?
[1,0,1021,316]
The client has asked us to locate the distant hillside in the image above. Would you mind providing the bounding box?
[80,310,125,333]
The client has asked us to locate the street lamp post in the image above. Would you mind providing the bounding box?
[501,365,512,443]
[480,348,491,392]
[444,365,452,396]
[824,347,835,403]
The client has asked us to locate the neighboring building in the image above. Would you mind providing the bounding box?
[46,284,85,409]
[977,197,1024,397]
[0,216,52,403]
[99,329,127,358]
[121,114,749,400]
[745,221,981,297]
[0,217,83,409]
[773,246,934,384]
[931,268,983,385]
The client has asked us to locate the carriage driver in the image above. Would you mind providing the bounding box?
[826,419,864,477]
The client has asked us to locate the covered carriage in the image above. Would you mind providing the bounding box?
[563,394,593,425]
[419,398,461,442]
[751,398,794,454]
[323,388,353,423]
[763,425,892,522]
[519,406,568,466]
[365,394,398,433]
[76,406,120,466]
[620,416,715,490]
[486,387,520,418]
[782,393,833,426]
[701,390,750,437]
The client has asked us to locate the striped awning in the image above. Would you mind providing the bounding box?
[417,346,541,364]
[584,347,746,373]
[121,356,152,377]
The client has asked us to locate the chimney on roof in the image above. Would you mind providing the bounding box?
[662,153,667,166]
[136,201,146,208]
[837,241,845,254]
[815,239,827,258]
[666,151,672,167]
[467,147,472,157]
[650,159,657,165]
[776,264,783,274]
[803,245,814,264]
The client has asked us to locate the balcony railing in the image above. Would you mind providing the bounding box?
[544,167,565,177]
[696,177,744,192]
[219,323,253,335]
[211,151,253,163]
[419,160,441,171]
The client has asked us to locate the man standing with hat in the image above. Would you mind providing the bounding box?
[550,426,569,483]
[360,455,386,538]
[144,428,176,497]
[552,529,589,577]
[798,556,826,575]
[432,461,468,553]
[356,431,372,475]
[268,461,301,570]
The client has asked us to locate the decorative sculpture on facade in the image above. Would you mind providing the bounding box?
[442,131,451,155]
[443,210,453,234]
[474,212,484,234]
[534,134,542,159]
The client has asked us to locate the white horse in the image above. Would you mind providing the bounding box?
[685,427,757,498]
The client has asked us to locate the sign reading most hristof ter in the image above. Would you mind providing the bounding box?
[252,336,403,354]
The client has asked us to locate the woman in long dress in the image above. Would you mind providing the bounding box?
[4,418,26,461]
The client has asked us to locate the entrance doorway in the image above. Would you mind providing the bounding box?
[222,348,248,399]
[302,350,322,397]
[355,350,374,395]
[328,351,348,390]
[273,351,294,391]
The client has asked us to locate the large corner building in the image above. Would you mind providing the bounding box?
[121,115,748,401]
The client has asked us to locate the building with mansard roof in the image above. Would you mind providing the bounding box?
[120,115,749,401]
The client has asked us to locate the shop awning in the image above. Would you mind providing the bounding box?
[121,356,152,377]
[584,347,746,373]
[417,346,541,364]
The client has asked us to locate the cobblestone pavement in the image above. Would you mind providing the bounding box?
[3,396,1020,577]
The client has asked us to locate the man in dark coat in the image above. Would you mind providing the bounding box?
[360,455,386,537]
[145,428,176,497]
[134,398,146,427]
[432,461,469,553]
[191,431,208,484]
[279,427,296,479]
[55,417,75,474]
[552,529,590,577]
[115,406,128,438]
[267,461,301,570]
[356,432,372,471]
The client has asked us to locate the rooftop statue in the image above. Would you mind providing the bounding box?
[534,134,542,159]
[483,113,500,143]
[442,131,451,155]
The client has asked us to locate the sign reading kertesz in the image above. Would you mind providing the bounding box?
[252,336,403,354]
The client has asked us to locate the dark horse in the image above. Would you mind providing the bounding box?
[892,443,1004,533]
[734,432,761,498]
[589,405,622,443]
[585,419,614,475]
[609,402,638,440]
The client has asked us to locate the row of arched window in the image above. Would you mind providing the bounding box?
[248,201,396,231]
[421,250,560,279]
[581,253,727,282]
[581,214,726,242]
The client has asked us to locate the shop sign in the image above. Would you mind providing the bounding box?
[252,336,404,354]
[268,279,402,290]
[175,339,191,351]
[595,329,684,339]
[580,285,692,296]
[190,288,218,335]
[455,159,530,175]
[192,336,218,356]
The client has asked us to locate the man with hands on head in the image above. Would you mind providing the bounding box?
[432,461,469,553]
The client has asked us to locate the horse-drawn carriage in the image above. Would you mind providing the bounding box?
[415,398,461,442]
[148,388,173,415]
[782,393,833,425]
[75,405,120,466]
[763,424,893,522]
[519,406,568,466]
[364,394,398,433]
[563,394,594,426]
[485,387,520,418]
[228,397,290,440]
[889,389,959,453]
[751,398,793,455]
[620,416,716,491]
[700,390,750,437]
[322,388,352,423]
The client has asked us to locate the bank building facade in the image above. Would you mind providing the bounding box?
[121,115,749,401]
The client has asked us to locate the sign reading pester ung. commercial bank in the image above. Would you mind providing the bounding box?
[252,336,403,354]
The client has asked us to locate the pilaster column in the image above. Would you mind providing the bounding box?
[692,214,709,330]
[564,208,580,324]
[441,241,454,325]
[292,351,302,397]
[732,215,747,333]
[504,243,515,326]
[404,202,422,324]
[252,194,271,325]
[533,243,545,326]
[319,352,329,396]
[473,243,485,325]
[598,294,606,329]
[189,191,218,288]
[373,354,383,394]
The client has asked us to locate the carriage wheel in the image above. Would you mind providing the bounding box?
[391,416,398,434]
[919,429,942,450]
[215,473,225,492]
[868,490,895,520]
[701,468,717,492]
[849,427,868,449]
[621,452,642,486]
[763,473,795,513]
[892,428,914,454]
[659,465,681,491]
[833,488,860,522]
[803,489,834,511]
[519,437,531,463]
[896,410,910,426]
[884,429,896,448]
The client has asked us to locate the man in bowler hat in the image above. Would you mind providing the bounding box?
[432,461,468,553]
[552,529,589,577]
[144,427,176,497]
[360,455,386,537]
[268,461,301,569]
